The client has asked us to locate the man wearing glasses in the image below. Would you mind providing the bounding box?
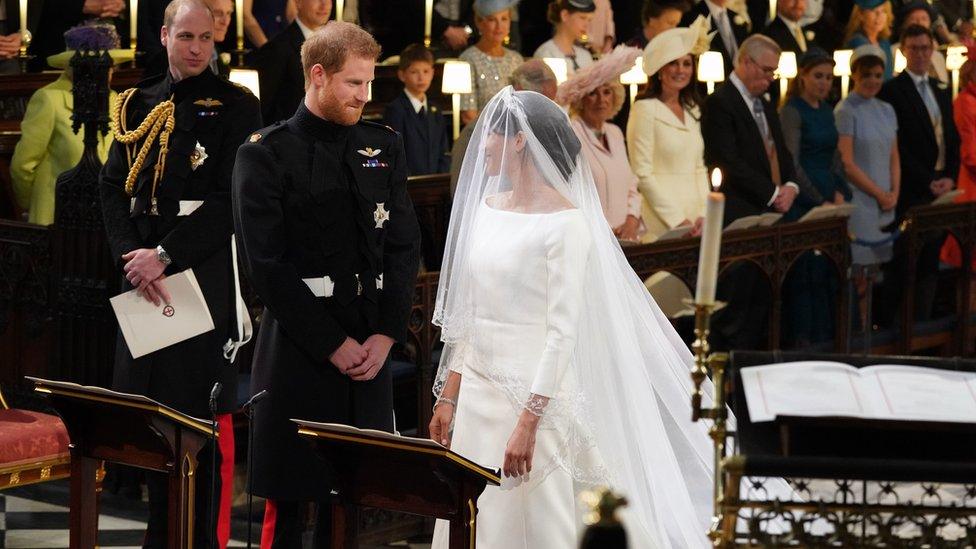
[700,34,804,351]
[877,24,959,322]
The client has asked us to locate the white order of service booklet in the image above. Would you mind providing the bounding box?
[109,269,215,359]
[741,361,976,424]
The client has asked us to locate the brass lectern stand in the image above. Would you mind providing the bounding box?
[29,377,214,549]
[293,420,500,549]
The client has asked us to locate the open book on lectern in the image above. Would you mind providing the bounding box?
[740,361,976,424]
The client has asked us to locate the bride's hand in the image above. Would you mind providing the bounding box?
[429,402,455,447]
[503,412,539,477]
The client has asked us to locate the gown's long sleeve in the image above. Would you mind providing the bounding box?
[528,212,592,399]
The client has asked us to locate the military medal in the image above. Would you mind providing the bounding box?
[190,141,208,170]
[374,203,390,228]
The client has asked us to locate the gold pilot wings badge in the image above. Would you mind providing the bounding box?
[357,147,382,157]
[193,98,223,108]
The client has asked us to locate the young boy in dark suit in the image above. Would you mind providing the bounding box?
[383,44,450,175]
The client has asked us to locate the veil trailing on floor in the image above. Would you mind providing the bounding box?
[432,86,718,548]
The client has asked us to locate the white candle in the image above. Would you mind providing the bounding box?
[130,0,138,50]
[235,0,244,48]
[695,169,725,306]
[19,0,27,39]
[424,0,433,46]
[336,0,344,21]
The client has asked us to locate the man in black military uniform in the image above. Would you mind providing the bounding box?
[98,0,261,546]
[232,21,421,548]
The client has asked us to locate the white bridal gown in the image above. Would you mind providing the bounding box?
[431,200,595,549]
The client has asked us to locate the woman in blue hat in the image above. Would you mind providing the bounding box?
[458,0,524,125]
[845,0,895,80]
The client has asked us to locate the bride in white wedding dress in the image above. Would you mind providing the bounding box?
[428,87,718,549]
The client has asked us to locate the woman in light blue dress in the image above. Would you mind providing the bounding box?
[835,45,900,322]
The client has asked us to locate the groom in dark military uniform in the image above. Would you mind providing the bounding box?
[99,0,261,546]
[232,21,421,548]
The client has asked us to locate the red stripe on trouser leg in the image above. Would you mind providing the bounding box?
[261,499,278,549]
[217,413,235,548]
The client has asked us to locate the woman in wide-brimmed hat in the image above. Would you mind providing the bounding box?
[557,45,645,242]
[627,16,711,243]
[11,23,133,225]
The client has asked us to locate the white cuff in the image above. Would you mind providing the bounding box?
[785,181,799,192]
[767,186,780,206]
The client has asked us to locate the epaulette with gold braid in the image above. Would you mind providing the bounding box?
[110,88,176,207]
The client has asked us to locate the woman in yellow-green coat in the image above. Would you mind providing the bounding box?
[11,23,132,225]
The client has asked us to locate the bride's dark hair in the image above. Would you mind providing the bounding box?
[487,90,581,181]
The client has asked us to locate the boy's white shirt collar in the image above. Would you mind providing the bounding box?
[404,88,428,114]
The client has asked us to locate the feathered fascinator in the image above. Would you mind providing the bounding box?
[642,15,715,78]
[555,45,642,106]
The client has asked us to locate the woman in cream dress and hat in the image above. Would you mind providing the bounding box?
[627,17,712,245]
[11,22,132,225]
[625,17,713,315]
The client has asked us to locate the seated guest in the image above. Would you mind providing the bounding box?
[206,0,235,76]
[0,0,28,73]
[897,0,951,44]
[11,23,131,225]
[894,1,949,84]
[764,0,816,106]
[245,0,297,47]
[878,24,959,322]
[942,59,976,269]
[252,0,331,123]
[701,34,799,351]
[628,19,711,242]
[534,0,596,76]
[780,47,848,346]
[560,47,645,241]
[458,0,523,125]
[383,44,450,175]
[625,0,689,50]
[28,0,125,71]
[836,45,899,324]
[845,0,895,80]
[586,0,615,54]
[449,59,557,194]
[764,0,816,54]
[680,0,748,76]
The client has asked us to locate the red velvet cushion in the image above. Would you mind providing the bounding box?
[0,409,69,468]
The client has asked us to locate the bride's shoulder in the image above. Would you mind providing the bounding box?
[483,192,511,209]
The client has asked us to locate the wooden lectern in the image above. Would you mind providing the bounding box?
[28,377,214,549]
[293,420,500,549]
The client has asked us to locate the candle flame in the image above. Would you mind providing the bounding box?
[710,168,722,191]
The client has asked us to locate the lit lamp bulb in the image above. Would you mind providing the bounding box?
[619,57,648,109]
[543,57,569,85]
[442,60,473,140]
[778,51,797,101]
[833,49,852,99]
[229,68,260,99]
[697,51,725,94]
[947,45,967,99]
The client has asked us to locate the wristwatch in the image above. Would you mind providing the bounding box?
[155,245,172,266]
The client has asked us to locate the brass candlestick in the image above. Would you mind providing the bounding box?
[689,301,730,545]
[18,28,31,72]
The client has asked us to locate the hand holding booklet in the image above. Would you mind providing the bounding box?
[740,361,976,424]
[109,269,215,359]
